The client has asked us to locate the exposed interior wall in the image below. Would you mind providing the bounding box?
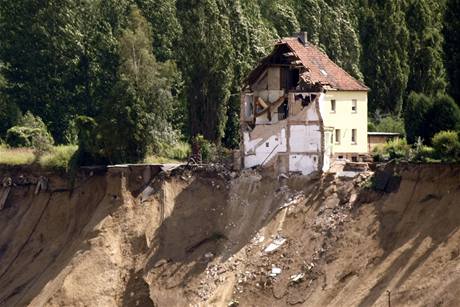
[321,91,368,154]
[242,90,325,175]
[243,124,287,169]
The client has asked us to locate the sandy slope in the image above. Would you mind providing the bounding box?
[0,163,459,306]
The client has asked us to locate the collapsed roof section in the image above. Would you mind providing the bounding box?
[245,36,369,92]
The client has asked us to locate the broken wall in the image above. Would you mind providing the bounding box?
[242,92,327,175]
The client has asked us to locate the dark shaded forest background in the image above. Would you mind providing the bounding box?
[0,0,459,164]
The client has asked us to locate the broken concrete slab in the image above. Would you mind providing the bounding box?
[264,236,286,253]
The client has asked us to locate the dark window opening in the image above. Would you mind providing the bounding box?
[280,67,300,90]
[294,93,317,108]
[278,100,289,120]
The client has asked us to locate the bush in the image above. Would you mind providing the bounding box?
[372,138,411,161]
[385,138,411,160]
[426,95,460,142]
[38,145,78,171]
[5,112,54,152]
[193,134,217,163]
[157,141,191,161]
[431,130,460,162]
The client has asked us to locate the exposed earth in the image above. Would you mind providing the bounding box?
[0,163,459,306]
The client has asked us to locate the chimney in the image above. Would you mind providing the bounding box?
[296,32,308,46]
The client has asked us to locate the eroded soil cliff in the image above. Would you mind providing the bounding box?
[0,163,459,306]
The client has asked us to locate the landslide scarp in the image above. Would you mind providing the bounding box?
[0,163,459,307]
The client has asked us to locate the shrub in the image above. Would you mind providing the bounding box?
[157,141,191,161]
[193,134,217,163]
[6,112,54,152]
[426,95,460,143]
[409,137,435,162]
[372,138,411,161]
[38,145,78,171]
[385,138,411,160]
[431,130,460,162]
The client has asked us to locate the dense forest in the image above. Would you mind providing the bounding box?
[0,0,459,164]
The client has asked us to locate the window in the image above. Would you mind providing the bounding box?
[351,129,357,144]
[265,142,270,147]
[331,100,336,112]
[335,129,341,144]
[277,100,288,120]
[352,99,357,112]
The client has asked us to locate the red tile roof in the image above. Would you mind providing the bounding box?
[279,37,368,91]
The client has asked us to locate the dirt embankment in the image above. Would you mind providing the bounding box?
[0,163,459,306]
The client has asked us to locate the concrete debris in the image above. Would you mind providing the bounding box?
[251,233,265,244]
[337,171,360,179]
[279,193,305,210]
[153,259,168,268]
[228,300,239,306]
[290,273,305,283]
[264,236,286,253]
[140,186,155,202]
[269,266,282,277]
[34,176,48,195]
[204,252,214,259]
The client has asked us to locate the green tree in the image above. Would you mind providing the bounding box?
[260,0,300,38]
[360,0,410,114]
[0,66,20,138]
[404,92,433,143]
[444,0,460,103]
[406,0,446,96]
[98,6,178,163]
[296,0,363,80]
[0,0,83,142]
[176,0,234,142]
[426,95,460,141]
[136,0,181,62]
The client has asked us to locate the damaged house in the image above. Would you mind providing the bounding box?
[240,32,369,175]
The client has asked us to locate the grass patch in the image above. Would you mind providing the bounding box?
[145,141,191,164]
[0,145,35,165]
[144,155,182,164]
[157,141,191,161]
[38,145,78,171]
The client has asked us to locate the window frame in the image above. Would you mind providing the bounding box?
[351,99,357,113]
[335,129,341,144]
[331,99,336,113]
[351,129,357,144]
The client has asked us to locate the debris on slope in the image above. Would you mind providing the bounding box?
[0,163,460,307]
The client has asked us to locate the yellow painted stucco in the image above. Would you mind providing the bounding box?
[322,90,368,154]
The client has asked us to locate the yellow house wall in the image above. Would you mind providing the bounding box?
[321,90,368,154]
